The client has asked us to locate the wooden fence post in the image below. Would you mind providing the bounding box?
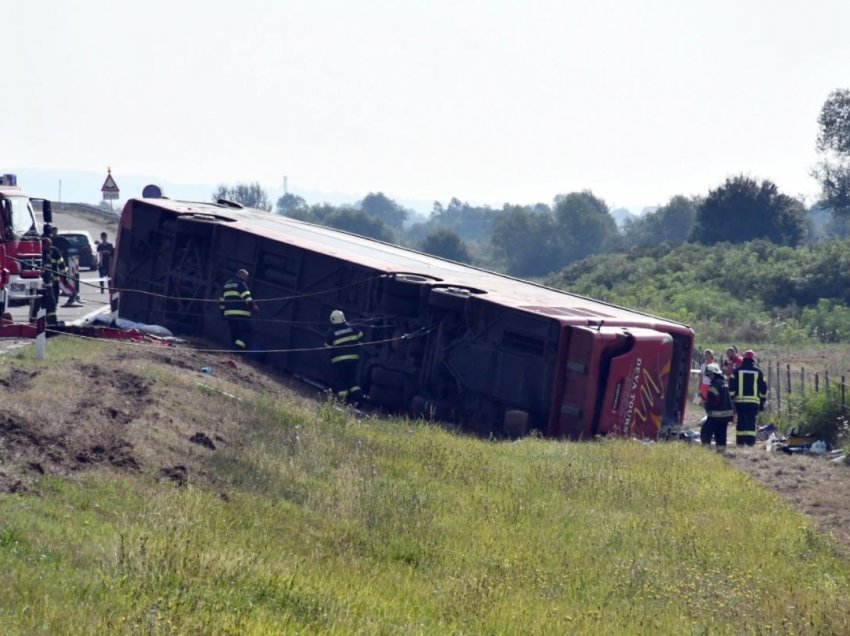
[815,372,819,394]
[775,360,781,414]
[786,364,792,396]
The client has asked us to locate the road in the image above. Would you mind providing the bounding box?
[6,271,113,327]
[4,205,119,331]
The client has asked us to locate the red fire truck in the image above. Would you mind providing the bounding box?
[0,174,53,312]
[111,193,694,439]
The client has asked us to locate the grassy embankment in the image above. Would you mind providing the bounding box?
[1,338,849,634]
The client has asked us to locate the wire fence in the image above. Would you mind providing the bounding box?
[761,360,849,417]
[691,353,849,419]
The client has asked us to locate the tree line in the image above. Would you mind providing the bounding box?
[210,89,850,343]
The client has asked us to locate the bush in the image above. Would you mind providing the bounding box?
[787,386,850,449]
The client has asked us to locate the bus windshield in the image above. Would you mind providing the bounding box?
[5,196,37,237]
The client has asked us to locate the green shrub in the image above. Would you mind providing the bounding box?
[786,386,850,448]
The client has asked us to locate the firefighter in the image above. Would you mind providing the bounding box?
[324,309,363,405]
[29,237,64,325]
[701,363,734,451]
[218,268,259,351]
[729,349,767,447]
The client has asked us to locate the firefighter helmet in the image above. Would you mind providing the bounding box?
[330,309,345,324]
[743,349,756,360]
[705,363,721,376]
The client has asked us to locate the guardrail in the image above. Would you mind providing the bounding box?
[54,202,120,220]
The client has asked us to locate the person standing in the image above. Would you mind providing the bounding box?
[729,350,767,447]
[218,268,259,351]
[701,363,734,451]
[49,226,81,306]
[29,237,63,325]
[698,349,716,402]
[96,232,114,294]
[324,309,363,405]
[722,345,743,378]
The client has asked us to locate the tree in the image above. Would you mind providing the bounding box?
[276,192,307,216]
[360,192,408,230]
[491,205,562,277]
[420,229,473,263]
[324,209,395,242]
[814,89,850,215]
[212,182,272,211]
[408,197,495,244]
[552,191,620,262]
[623,195,697,248]
[690,175,807,246]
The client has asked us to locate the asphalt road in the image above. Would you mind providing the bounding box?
[6,271,113,327]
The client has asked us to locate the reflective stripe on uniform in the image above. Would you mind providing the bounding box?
[732,370,761,404]
[224,309,252,317]
[331,353,360,364]
[234,339,247,349]
[707,409,734,418]
[332,333,362,346]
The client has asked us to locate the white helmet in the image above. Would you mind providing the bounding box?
[330,309,345,324]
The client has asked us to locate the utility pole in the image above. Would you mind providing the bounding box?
[58,179,62,203]
[283,175,288,195]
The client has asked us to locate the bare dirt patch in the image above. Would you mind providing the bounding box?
[724,448,850,551]
[0,341,321,494]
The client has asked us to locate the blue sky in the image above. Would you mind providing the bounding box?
[5,1,849,214]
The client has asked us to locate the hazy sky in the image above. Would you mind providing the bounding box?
[5,1,849,213]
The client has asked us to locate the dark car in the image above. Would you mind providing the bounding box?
[57,231,97,271]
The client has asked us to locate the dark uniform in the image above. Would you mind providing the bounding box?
[218,272,257,351]
[96,237,114,293]
[30,243,67,325]
[324,313,363,404]
[701,370,734,449]
[729,353,767,447]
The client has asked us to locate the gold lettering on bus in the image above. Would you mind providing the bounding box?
[633,367,664,427]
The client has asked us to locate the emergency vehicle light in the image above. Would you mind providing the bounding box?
[0,174,17,187]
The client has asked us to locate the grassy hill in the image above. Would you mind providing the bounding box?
[1,337,849,633]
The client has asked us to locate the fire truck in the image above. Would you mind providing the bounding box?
[112,193,694,439]
[0,174,53,312]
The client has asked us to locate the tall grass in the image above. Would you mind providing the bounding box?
[1,342,850,633]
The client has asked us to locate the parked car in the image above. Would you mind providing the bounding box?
[57,231,97,270]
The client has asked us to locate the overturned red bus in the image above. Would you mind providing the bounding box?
[111,194,694,439]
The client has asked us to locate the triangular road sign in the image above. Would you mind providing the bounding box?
[101,171,120,193]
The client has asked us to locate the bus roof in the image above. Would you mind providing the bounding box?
[126,197,692,333]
